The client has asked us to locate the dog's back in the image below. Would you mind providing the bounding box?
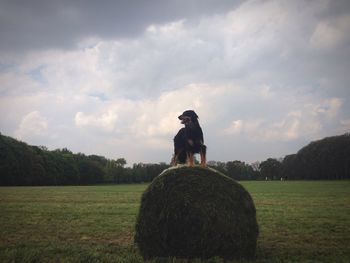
[184,122,204,152]
[174,128,188,163]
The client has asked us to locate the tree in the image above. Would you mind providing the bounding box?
[116,158,127,167]
[78,159,104,184]
[281,134,350,180]
[260,158,282,180]
[226,161,244,180]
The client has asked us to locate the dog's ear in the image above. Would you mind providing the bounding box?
[181,110,198,120]
[188,110,199,121]
[191,111,199,119]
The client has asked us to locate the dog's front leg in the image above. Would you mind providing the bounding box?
[187,152,195,167]
[171,154,178,166]
[200,151,206,167]
[200,145,207,167]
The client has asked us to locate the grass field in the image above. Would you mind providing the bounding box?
[0,181,349,262]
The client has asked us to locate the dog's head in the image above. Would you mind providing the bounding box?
[178,110,199,125]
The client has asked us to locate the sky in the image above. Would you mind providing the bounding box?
[1,0,350,165]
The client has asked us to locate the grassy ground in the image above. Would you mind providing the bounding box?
[0,181,349,262]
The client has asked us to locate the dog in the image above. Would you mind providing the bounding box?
[171,110,207,167]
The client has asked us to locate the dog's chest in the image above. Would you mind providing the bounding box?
[185,126,202,139]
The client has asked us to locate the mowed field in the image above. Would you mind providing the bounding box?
[0,181,349,262]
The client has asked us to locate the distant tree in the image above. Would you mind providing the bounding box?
[88,155,108,167]
[281,134,350,180]
[281,154,305,180]
[58,154,79,185]
[207,160,217,167]
[226,161,243,180]
[78,159,104,184]
[260,158,282,180]
[2,132,349,185]
[251,161,260,172]
[115,158,127,183]
[54,148,73,154]
[225,161,257,180]
[116,158,127,167]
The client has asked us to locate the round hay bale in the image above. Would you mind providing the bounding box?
[134,166,259,260]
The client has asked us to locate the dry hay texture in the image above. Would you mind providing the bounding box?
[134,166,259,260]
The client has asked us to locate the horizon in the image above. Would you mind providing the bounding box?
[2,131,347,167]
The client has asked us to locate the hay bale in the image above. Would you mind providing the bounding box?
[134,166,259,260]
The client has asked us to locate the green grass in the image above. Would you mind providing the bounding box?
[0,181,349,262]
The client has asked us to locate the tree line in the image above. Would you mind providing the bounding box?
[0,132,349,186]
[280,133,350,180]
[0,133,169,186]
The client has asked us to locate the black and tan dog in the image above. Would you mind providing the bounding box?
[171,110,207,166]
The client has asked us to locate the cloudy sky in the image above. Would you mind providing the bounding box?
[1,0,349,165]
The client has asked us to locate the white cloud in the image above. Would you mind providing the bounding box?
[224,120,244,135]
[75,110,118,132]
[322,98,343,118]
[310,14,350,49]
[15,111,48,139]
[0,71,41,95]
[222,102,336,142]
[146,20,186,35]
[340,119,350,131]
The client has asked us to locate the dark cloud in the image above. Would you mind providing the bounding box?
[322,0,350,17]
[0,0,243,52]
